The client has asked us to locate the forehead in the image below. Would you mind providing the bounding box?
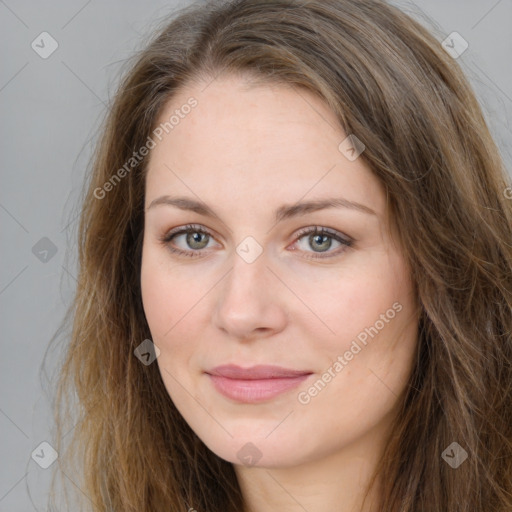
[145,74,386,217]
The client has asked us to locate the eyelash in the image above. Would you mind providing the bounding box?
[159,223,353,260]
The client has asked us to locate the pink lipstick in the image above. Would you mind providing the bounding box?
[206,364,312,403]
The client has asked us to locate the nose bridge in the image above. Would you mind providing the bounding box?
[212,242,286,338]
[222,246,270,309]
[223,232,270,295]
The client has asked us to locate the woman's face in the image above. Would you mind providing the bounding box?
[141,74,419,469]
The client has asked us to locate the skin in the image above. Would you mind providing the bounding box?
[140,74,419,512]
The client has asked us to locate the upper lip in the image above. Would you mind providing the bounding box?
[206,364,312,380]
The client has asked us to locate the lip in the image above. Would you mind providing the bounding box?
[206,365,313,403]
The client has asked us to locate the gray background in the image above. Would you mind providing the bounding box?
[1,0,511,510]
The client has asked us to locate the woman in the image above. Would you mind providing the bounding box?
[49,0,512,510]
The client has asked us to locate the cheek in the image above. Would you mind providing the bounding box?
[140,245,213,384]
[140,253,195,402]
[140,262,172,340]
[140,244,199,340]
[311,263,418,403]
[296,254,411,357]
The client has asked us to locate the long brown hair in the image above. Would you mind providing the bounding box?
[47,0,512,510]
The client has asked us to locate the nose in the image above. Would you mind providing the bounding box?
[212,249,288,341]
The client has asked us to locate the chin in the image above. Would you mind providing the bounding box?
[197,429,314,469]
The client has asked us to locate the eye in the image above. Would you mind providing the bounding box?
[159,224,219,258]
[291,226,353,259]
[159,224,353,260]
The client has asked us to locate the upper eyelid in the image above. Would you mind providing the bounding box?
[162,224,216,241]
[295,225,352,242]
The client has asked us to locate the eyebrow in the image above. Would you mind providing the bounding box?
[146,195,376,221]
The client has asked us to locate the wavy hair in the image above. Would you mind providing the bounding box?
[48,0,512,510]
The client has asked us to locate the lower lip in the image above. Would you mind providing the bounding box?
[207,374,311,403]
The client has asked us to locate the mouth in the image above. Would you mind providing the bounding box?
[205,364,313,403]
